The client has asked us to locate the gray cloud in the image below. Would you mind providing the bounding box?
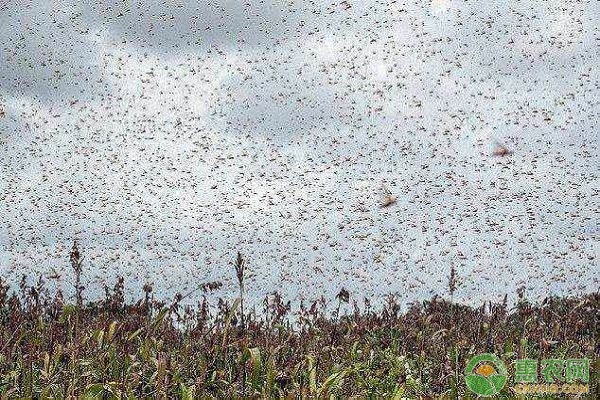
[0,0,598,305]
[0,0,99,101]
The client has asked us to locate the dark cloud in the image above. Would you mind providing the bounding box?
[86,0,292,51]
[0,0,358,102]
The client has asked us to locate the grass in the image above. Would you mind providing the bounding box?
[0,242,596,398]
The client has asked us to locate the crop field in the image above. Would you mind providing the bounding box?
[0,245,596,398]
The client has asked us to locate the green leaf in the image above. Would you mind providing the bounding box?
[96,330,104,348]
[244,347,262,391]
[392,383,406,399]
[488,375,507,392]
[152,308,169,329]
[127,327,144,341]
[107,321,117,342]
[465,375,494,396]
[307,356,317,394]
[82,383,106,399]
[318,370,347,397]
[180,383,194,400]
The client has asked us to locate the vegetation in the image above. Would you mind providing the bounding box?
[0,242,597,398]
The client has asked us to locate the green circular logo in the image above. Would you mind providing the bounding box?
[465,353,508,397]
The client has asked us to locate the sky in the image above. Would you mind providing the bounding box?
[0,0,598,306]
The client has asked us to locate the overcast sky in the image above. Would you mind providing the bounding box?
[0,0,598,305]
